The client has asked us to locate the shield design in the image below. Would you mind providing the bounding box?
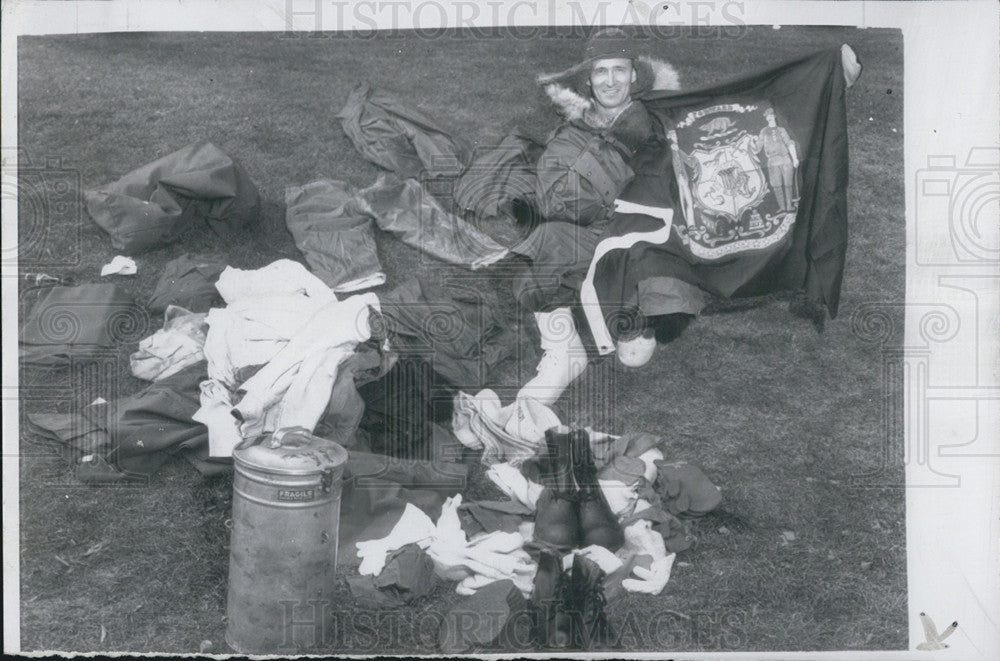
[690,135,767,222]
[668,101,799,261]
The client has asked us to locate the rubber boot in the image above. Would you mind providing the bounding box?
[533,426,581,550]
[517,307,589,406]
[568,553,616,650]
[531,549,572,649]
[572,429,625,552]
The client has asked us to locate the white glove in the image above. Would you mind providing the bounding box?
[486,463,543,510]
[841,44,862,88]
[429,530,532,582]
[455,559,537,598]
[621,554,676,595]
[637,448,664,483]
[622,519,667,562]
[598,479,638,518]
[355,503,436,576]
[101,255,137,276]
[562,545,624,575]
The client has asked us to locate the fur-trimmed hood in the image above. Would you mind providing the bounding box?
[538,55,681,122]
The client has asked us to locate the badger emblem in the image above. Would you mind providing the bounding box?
[699,116,736,138]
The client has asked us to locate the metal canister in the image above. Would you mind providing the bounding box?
[225,426,348,654]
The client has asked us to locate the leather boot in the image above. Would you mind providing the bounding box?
[572,429,625,552]
[568,553,616,650]
[530,549,572,649]
[532,426,581,550]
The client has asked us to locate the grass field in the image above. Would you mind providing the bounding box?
[16,25,906,653]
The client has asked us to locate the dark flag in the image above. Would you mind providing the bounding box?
[579,46,856,355]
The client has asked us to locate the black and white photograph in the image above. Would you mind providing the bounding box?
[3,0,998,657]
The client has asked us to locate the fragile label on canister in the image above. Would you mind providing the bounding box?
[277,488,315,502]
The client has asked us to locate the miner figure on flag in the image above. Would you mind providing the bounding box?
[754,106,800,213]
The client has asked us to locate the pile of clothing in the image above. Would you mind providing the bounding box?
[347,423,722,652]
[17,70,750,655]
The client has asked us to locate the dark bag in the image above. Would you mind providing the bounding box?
[534,124,635,226]
[84,141,261,254]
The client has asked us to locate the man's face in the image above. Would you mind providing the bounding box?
[589,57,635,111]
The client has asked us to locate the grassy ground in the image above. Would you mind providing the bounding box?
[16,26,905,653]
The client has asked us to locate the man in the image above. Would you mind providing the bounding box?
[508,29,681,405]
[754,107,799,212]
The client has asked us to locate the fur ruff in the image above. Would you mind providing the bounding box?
[538,55,681,122]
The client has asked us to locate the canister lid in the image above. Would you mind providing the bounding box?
[234,426,348,475]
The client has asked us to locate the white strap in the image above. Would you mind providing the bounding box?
[579,201,674,355]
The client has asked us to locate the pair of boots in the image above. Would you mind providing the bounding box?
[534,426,625,553]
[531,549,615,650]
[517,307,588,406]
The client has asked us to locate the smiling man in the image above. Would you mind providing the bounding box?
[506,28,681,405]
[586,56,638,125]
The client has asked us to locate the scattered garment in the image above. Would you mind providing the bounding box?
[582,46,856,355]
[285,180,386,293]
[508,219,606,313]
[621,519,668,564]
[23,363,225,479]
[24,403,113,465]
[452,134,543,220]
[356,503,437,577]
[202,260,337,388]
[347,543,438,607]
[313,341,393,449]
[452,390,558,465]
[338,82,471,179]
[231,292,380,438]
[20,283,145,367]
[621,505,693,554]
[358,174,509,270]
[339,451,470,559]
[562,545,624,574]
[426,495,535,598]
[485,463,544,510]
[108,360,223,477]
[438,579,530,654]
[84,141,260,253]
[356,354,456,460]
[100,255,137,276]
[191,379,242,458]
[621,555,675,595]
[616,519,677,595]
[458,500,533,538]
[215,258,335,304]
[130,306,207,382]
[380,277,513,389]
[590,430,664,485]
[375,544,435,603]
[653,459,723,517]
[598,479,640,519]
[147,252,227,314]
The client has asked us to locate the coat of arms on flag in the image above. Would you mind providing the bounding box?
[669,102,800,260]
